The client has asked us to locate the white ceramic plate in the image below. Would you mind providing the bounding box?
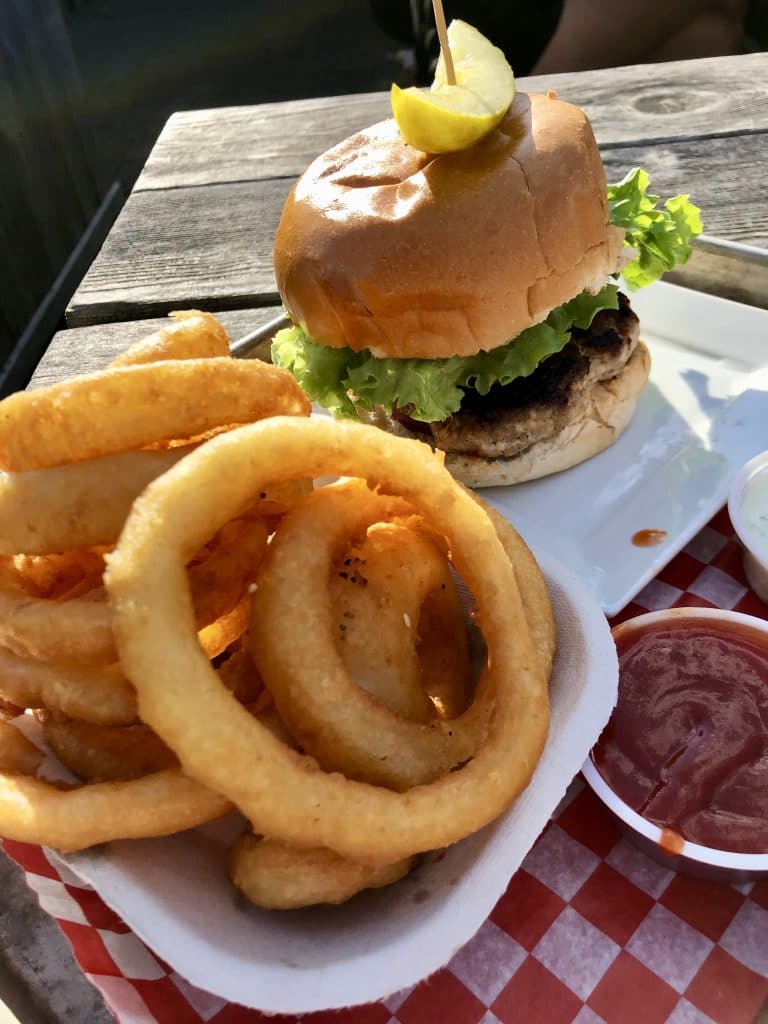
[53,548,618,1015]
[482,281,768,616]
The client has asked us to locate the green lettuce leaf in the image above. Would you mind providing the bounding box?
[608,168,702,289]
[272,284,619,422]
[269,328,359,418]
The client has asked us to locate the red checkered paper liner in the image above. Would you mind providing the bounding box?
[4,507,768,1024]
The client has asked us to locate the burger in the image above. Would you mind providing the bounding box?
[271,90,700,487]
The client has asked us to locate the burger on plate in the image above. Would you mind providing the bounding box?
[272,90,700,487]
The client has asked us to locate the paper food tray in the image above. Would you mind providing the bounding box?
[47,545,618,1014]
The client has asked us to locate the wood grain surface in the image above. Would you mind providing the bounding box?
[31,306,280,387]
[66,52,768,328]
[68,131,768,327]
[136,54,768,190]
[67,179,289,326]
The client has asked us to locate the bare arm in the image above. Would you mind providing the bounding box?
[531,0,746,73]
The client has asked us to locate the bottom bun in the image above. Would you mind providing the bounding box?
[370,341,651,489]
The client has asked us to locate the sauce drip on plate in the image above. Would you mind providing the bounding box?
[593,617,768,854]
[658,828,685,856]
[632,529,668,547]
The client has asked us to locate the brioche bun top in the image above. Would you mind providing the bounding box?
[274,91,625,360]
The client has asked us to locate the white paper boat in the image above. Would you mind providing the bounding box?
[50,546,618,1014]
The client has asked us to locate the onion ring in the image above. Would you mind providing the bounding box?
[252,480,554,787]
[417,577,473,719]
[185,517,270,631]
[0,604,256,726]
[0,722,44,775]
[0,358,310,471]
[331,521,455,723]
[0,455,310,556]
[252,481,489,788]
[40,713,177,781]
[251,478,314,522]
[0,650,137,724]
[107,417,549,864]
[0,449,190,555]
[110,310,230,367]
[0,567,114,664]
[40,699,294,783]
[0,767,230,850]
[9,549,106,600]
[0,517,268,664]
[468,491,557,682]
[39,696,292,785]
[229,833,413,909]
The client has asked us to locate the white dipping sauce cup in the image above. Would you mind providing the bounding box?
[729,451,768,604]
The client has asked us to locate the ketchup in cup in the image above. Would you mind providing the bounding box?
[593,613,768,855]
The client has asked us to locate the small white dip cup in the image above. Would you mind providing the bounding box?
[728,451,768,604]
[582,608,768,882]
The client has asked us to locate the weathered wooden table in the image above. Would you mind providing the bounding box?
[3,51,768,1024]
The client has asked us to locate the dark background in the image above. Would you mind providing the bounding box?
[1,0,403,391]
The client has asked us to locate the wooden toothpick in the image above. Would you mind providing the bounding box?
[431,0,456,85]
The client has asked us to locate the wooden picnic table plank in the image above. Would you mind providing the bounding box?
[67,129,768,327]
[31,306,280,387]
[66,178,288,326]
[135,53,768,191]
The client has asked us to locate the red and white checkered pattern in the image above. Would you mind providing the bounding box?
[4,508,768,1024]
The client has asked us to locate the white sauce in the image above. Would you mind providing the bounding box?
[742,470,768,552]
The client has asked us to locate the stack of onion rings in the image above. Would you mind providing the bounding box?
[0,313,555,910]
[0,312,311,850]
[107,417,553,884]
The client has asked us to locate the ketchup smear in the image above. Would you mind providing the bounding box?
[593,616,768,854]
[632,529,667,547]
